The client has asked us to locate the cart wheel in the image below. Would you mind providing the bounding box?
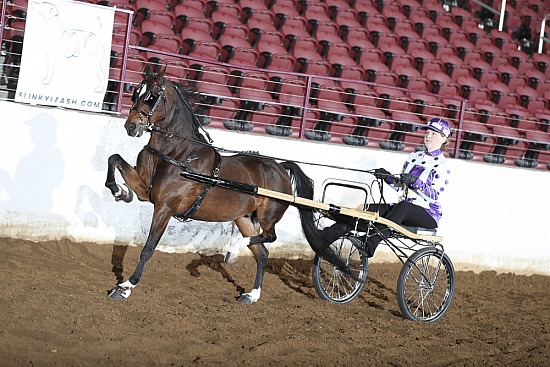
[312,236,368,304]
[397,246,455,322]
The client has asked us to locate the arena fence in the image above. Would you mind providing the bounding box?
[1,0,549,170]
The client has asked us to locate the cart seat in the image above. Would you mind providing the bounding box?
[400,225,437,236]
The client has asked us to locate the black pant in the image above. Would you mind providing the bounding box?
[321,201,437,257]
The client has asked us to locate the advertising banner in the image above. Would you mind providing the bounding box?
[15,0,114,112]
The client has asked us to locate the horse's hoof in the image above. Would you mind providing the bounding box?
[237,288,260,304]
[107,285,131,301]
[114,183,133,203]
[237,294,254,305]
[224,251,239,265]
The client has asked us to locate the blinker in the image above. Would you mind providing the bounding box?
[131,83,160,108]
[142,91,159,108]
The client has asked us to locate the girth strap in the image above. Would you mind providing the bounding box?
[142,145,222,222]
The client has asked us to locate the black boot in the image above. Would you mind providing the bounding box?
[320,222,350,248]
[365,234,382,257]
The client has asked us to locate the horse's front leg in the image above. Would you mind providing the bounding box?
[108,206,173,300]
[105,153,147,203]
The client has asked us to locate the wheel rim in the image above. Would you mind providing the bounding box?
[317,238,366,302]
[403,252,452,321]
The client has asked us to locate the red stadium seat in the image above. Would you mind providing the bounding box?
[211,11,249,40]
[134,0,173,28]
[294,48,331,75]
[532,52,550,78]
[409,91,446,121]
[379,43,412,70]
[426,70,458,96]
[481,44,509,69]
[362,60,398,87]
[410,49,442,76]
[394,65,428,91]
[315,30,350,58]
[247,18,282,46]
[140,20,179,51]
[439,54,470,79]
[206,0,241,18]
[515,129,550,169]
[327,53,363,81]
[282,24,318,53]
[219,34,259,66]
[515,85,542,111]
[349,37,382,64]
[174,5,213,34]
[496,63,527,92]
[487,81,519,108]
[229,71,279,132]
[180,28,221,61]
[467,59,499,86]
[194,71,239,129]
[256,40,296,71]
[424,33,454,59]
[457,76,489,104]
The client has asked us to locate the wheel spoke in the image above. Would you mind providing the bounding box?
[398,248,456,322]
[312,237,368,304]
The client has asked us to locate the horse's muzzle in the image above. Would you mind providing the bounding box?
[125,121,143,137]
[125,122,136,136]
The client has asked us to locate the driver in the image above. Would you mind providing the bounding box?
[321,118,452,257]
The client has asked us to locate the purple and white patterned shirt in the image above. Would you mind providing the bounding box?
[389,149,451,224]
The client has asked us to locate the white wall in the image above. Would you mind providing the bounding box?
[1,101,549,275]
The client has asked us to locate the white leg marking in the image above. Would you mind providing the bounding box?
[113,185,122,197]
[111,280,135,299]
[240,287,262,304]
[225,237,251,265]
[119,280,136,289]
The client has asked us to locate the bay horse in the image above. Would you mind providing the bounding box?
[105,66,346,304]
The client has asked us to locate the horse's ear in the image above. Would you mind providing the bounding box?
[143,64,153,79]
[157,65,167,79]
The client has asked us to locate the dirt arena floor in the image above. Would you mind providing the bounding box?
[1,237,548,367]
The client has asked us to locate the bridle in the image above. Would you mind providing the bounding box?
[129,77,167,134]
[129,75,213,143]
[128,74,217,214]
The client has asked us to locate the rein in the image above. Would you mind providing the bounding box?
[131,74,375,189]
[130,77,213,144]
[130,76,221,221]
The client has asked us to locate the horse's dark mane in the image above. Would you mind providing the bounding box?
[171,80,200,109]
[169,79,211,145]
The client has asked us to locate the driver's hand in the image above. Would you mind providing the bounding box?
[373,168,391,178]
[400,173,419,187]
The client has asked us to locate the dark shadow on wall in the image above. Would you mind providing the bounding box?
[0,113,63,213]
[75,184,133,283]
[75,122,129,283]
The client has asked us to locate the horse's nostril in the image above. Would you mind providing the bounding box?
[128,123,136,132]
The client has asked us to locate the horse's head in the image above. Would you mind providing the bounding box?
[125,65,168,137]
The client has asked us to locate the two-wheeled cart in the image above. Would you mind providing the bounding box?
[310,173,455,322]
[181,167,456,322]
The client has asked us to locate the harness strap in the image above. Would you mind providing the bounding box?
[174,150,221,221]
[171,83,213,144]
[143,145,222,222]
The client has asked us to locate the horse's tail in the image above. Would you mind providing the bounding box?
[281,161,349,271]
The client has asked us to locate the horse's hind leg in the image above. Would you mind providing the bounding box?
[225,215,258,265]
[224,216,269,304]
[237,242,269,305]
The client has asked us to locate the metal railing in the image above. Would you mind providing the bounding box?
[1,0,549,170]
